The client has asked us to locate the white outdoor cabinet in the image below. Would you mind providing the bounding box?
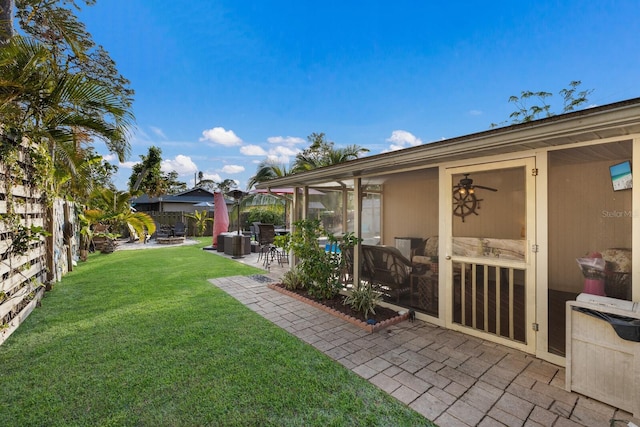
[566,295,640,417]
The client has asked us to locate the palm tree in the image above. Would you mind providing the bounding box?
[247,160,293,189]
[0,36,133,198]
[0,0,13,44]
[292,133,369,172]
[86,188,156,244]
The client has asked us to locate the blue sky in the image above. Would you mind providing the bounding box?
[78,1,640,191]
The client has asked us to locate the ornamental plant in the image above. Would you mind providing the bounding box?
[343,281,382,319]
[289,219,340,299]
[289,219,362,300]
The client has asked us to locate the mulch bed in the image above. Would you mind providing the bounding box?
[268,283,408,333]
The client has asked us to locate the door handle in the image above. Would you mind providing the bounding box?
[445,255,451,260]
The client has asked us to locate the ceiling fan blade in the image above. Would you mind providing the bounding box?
[474,185,498,192]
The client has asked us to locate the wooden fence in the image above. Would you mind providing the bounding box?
[0,137,47,345]
[148,211,215,237]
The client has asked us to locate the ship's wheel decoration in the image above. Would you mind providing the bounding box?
[452,174,497,222]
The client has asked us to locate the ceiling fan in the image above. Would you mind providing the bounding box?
[454,173,498,196]
[453,174,498,222]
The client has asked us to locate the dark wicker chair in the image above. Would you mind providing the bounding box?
[257,223,276,267]
[361,245,413,302]
[173,221,186,237]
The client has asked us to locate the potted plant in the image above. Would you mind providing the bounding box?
[97,231,119,254]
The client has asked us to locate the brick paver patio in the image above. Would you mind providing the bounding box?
[208,251,638,427]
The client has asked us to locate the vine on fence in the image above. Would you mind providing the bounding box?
[0,132,49,337]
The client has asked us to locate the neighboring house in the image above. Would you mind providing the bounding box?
[256,97,640,368]
[131,188,233,213]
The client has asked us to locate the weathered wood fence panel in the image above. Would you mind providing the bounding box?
[148,211,214,237]
[0,137,48,345]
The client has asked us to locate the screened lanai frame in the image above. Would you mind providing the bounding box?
[256,98,640,366]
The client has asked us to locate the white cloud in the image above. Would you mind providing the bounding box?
[267,136,305,145]
[119,160,139,169]
[240,144,268,156]
[102,154,118,162]
[386,130,423,149]
[265,154,293,164]
[469,110,483,116]
[265,154,282,163]
[272,145,299,157]
[161,154,198,175]
[200,127,243,146]
[221,165,245,174]
[201,172,222,182]
[384,144,405,152]
[239,141,301,169]
[150,126,167,139]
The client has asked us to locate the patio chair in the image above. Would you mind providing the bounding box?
[174,221,186,237]
[257,223,276,267]
[411,236,439,275]
[155,222,171,238]
[361,245,412,303]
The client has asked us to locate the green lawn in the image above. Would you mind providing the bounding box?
[0,239,433,426]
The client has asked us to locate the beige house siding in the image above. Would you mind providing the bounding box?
[452,167,526,240]
[381,168,439,246]
[548,145,633,293]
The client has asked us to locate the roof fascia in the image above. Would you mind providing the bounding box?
[256,99,640,188]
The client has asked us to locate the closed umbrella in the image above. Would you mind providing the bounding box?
[212,191,229,248]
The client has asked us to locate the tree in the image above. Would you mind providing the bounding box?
[13,0,133,114]
[194,171,217,191]
[0,35,133,211]
[492,81,594,127]
[0,1,134,207]
[53,145,117,200]
[0,0,13,43]
[247,160,292,189]
[247,132,368,192]
[127,146,185,196]
[164,171,187,194]
[86,187,156,242]
[293,132,369,172]
[216,178,237,194]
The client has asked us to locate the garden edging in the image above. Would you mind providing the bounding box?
[267,283,409,333]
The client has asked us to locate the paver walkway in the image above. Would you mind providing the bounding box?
[208,252,638,427]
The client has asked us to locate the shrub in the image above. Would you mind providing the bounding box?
[282,267,305,291]
[289,218,341,299]
[288,219,362,300]
[246,207,282,226]
[343,282,382,319]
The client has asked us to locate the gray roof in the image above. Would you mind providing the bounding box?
[131,188,233,205]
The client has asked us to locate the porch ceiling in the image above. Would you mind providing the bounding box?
[256,98,640,189]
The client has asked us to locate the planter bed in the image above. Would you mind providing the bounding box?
[268,283,409,333]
